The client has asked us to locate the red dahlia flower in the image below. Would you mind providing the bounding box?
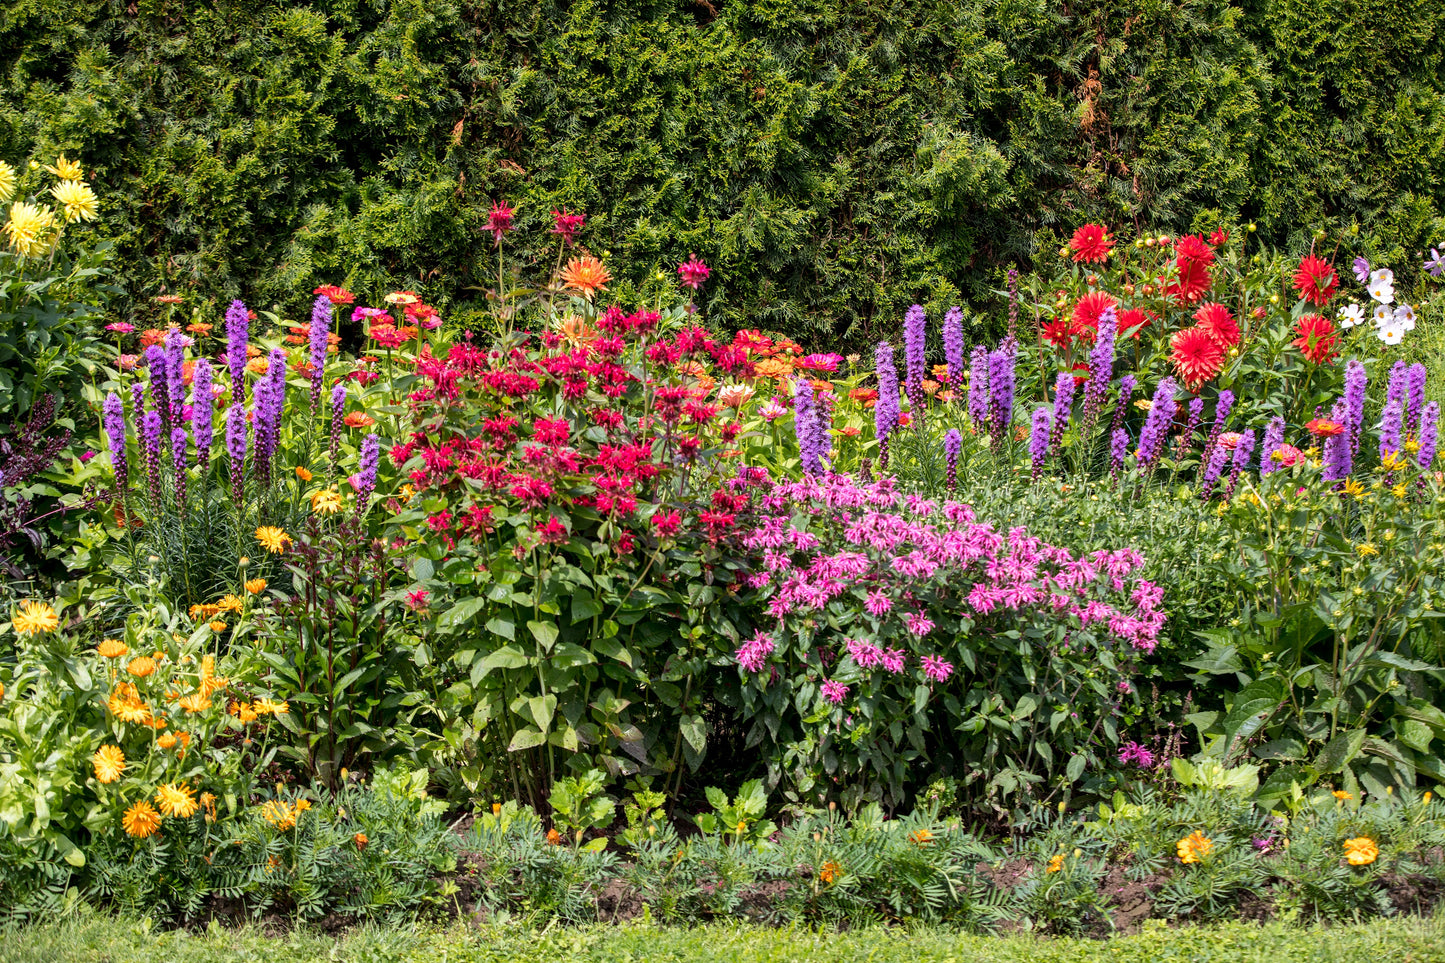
[1292,254,1338,306]
[1170,325,1226,390]
[1292,313,1339,364]
[1209,229,1229,247]
[1116,307,1152,339]
[1192,302,1240,348]
[1072,290,1118,339]
[1168,258,1213,303]
[1069,223,1113,263]
[1174,234,1216,268]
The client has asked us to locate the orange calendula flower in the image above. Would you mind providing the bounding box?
[208,620,227,633]
[157,732,178,749]
[123,800,163,838]
[260,800,299,831]
[295,466,313,481]
[126,656,157,678]
[200,792,217,823]
[108,683,152,724]
[1333,790,1354,800]
[253,697,290,716]
[12,600,59,635]
[230,701,259,724]
[97,638,129,658]
[354,832,369,850]
[92,745,126,783]
[1343,836,1379,866]
[245,578,267,594]
[255,526,290,553]
[155,782,199,819]
[546,828,562,846]
[559,256,612,300]
[178,692,212,714]
[217,594,243,613]
[310,488,343,514]
[1176,831,1214,864]
[908,828,935,846]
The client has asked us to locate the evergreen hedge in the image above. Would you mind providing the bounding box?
[2,0,1442,348]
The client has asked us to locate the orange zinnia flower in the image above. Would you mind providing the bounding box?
[343,412,376,428]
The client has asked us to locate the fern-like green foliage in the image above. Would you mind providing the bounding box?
[1,0,1442,351]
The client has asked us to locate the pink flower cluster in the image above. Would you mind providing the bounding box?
[734,474,1166,698]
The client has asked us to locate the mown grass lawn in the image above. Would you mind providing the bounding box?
[7,913,1445,963]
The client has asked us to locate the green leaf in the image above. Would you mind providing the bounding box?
[1221,679,1284,754]
[471,645,529,685]
[594,635,633,667]
[1313,729,1367,775]
[508,728,546,751]
[437,597,487,634]
[527,620,559,652]
[551,642,597,669]
[485,617,515,641]
[680,713,706,754]
[1066,753,1086,783]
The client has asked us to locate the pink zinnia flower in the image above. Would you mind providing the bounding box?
[921,654,953,682]
[906,611,934,637]
[677,255,710,291]
[105,322,135,334]
[865,589,892,617]
[821,680,849,704]
[487,201,515,243]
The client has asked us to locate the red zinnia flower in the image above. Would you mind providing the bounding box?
[1069,223,1113,264]
[1306,418,1345,437]
[1168,258,1213,304]
[487,201,515,243]
[1174,234,1215,268]
[1170,325,1226,390]
[1292,313,1339,364]
[1071,290,1118,338]
[1292,254,1338,307]
[313,284,356,306]
[1192,302,1240,348]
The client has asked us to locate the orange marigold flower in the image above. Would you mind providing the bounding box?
[819,860,841,884]
[1343,836,1378,866]
[255,526,290,554]
[200,792,217,823]
[154,782,198,819]
[354,832,369,850]
[546,828,562,846]
[295,466,313,481]
[157,731,178,749]
[122,799,163,838]
[208,620,227,633]
[1046,853,1065,874]
[253,697,289,716]
[231,701,259,723]
[559,256,612,300]
[908,828,935,846]
[261,800,297,831]
[217,594,243,613]
[1177,830,1214,864]
[13,600,60,635]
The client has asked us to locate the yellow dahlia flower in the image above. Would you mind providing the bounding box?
[3,201,57,257]
[0,161,15,202]
[92,745,126,784]
[50,179,98,223]
[44,155,84,181]
[12,600,59,635]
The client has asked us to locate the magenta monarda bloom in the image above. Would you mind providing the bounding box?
[677,255,711,291]
[486,201,515,243]
[550,208,585,245]
[1117,741,1154,767]
[820,680,849,704]
[921,654,953,683]
[906,611,935,637]
[865,589,892,617]
[734,631,775,672]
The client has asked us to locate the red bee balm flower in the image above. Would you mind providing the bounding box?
[487,201,515,243]
[1192,302,1240,348]
[550,209,585,246]
[1306,418,1346,437]
[1292,254,1338,306]
[1069,224,1113,263]
[1292,314,1339,364]
[1170,325,1226,390]
[677,255,710,291]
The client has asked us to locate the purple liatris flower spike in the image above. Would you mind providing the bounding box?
[1260,417,1285,475]
[903,304,927,402]
[1083,306,1117,425]
[329,381,347,466]
[1109,375,1136,439]
[1136,378,1177,467]
[1353,256,1371,285]
[1200,443,1231,499]
[164,331,186,424]
[1323,402,1354,481]
[793,377,826,475]
[874,342,900,465]
[1049,371,1074,456]
[942,307,964,388]
[1109,427,1130,478]
[1379,399,1404,461]
[170,425,188,510]
[225,401,247,500]
[1201,389,1234,466]
[309,294,332,410]
[1343,359,1367,454]
[103,393,128,491]
[1418,402,1440,468]
[140,409,164,505]
[350,432,381,510]
[988,345,1016,441]
[131,381,145,414]
[1180,397,1204,455]
[1405,363,1427,435]
[943,428,962,490]
[967,345,989,425]
[225,299,250,403]
[145,345,170,430]
[1386,360,1409,414]
[191,359,214,465]
[1029,405,1052,479]
[1224,429,1256,501]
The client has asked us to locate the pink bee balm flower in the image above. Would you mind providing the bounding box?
[865,589,893,617]
[677,255,710,291]
[1117,741,1154,767]
[820,680,849,704]
[735,631,776,672]
[921,654,953,682]
[906,611,935,637]
[880,648,906,673]
[550,208,585,246]
[487,201,515,243]
[404,588,429,611]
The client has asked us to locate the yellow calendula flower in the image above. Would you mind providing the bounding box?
[49,179,98,223]
[177,691,212,714]
[1392,483,1409,499]
[1176,830,1214,864]
[230,701,259,724]
[44,155,84,181]
[255,526,290,554]
[1333,790,1354,800]
[156,732,177,749]
[260,799,298,831]
[253,697,289,716]
[155,782,199,819]
[0,160,15,202]
[12,600,59,635]
[92,745,126,784]
[216,594,243,613]
[208,619,227,633]
[3,201,57,257]
[122,799,163,838]
[1343,836,1379,866]
[310,488,343,514]
[107,683,152,724]
[97,638,129,658]
[295,466,313,482]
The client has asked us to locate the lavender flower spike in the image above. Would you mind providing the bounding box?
[1082,306,1117,425]
[1323,402,1354,481]
[1200,443,1231,500]
[1109,375,1136,439]
[943,428,962,490]
[874,341,901,457]
[225,401,247,501]
[225,299,250,404]
[164,330,187,425]
[1049,371,1074,456]
[309,294,333,410]
[329,380,348,467]
[1379,399,1404,461]
[967,345,989,426]
[942,307,965,389]
[1343,359,1367,454]
[103,393,128,491]
[1109,427,1130,478]
[170,425,189,511]
[1136,378,1178,468]
[1260,417,1285,475]
[350,433,381,512]
[1029,406,1052,480]
[192,359,214,466]
[145,345,170,432]
[903,304,927,404]
[1418,402,1440,468]
[793,377,827,476]
[1405,363,1427,435]
[987,345,1016,441]
[140,409,164,506]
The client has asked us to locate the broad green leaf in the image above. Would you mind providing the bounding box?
[437,597,487,633]
[508,728,546,751]
[527,620,560,652]
[1066,753,1086,783]
[1313,728,1367,775]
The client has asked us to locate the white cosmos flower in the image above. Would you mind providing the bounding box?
[1369,280,1395,304]
[1394,303,1416,330]
[1372,304,1394,326]
[1338,303,1364,328]
[1377,324,1404,345]
[1371,267,1395,285]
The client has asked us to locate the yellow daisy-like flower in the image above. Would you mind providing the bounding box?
[126,656,157,678]
[1340,478,1366,498]
[1045,853,1064,874]
[208,620,227,633]
[1333,790,1354,800]
[92,745,126,784]
[310,488,343,514]
[200,792,217,823]
[216,594,243,613]
[155,782,199,819]
[0,160,15,202]
[44,155,85,181]
[253,697,289,716]
[49,179,98,223]
[177,692,212,714]
[1392,483,1409,499]
[122,799,163,838]
[12,600,59,636]
[107,683,152,724]
[1343,836,1379,866]
[3,201,57,257]
[230,701,259,724]
[245,578,267,594]
[97,638,128,658]
[255,526,290,554]
[1380,450,1408,472]
[1354,542,1379,558]
[260,799,298,831]
[1176,830,1214,864]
